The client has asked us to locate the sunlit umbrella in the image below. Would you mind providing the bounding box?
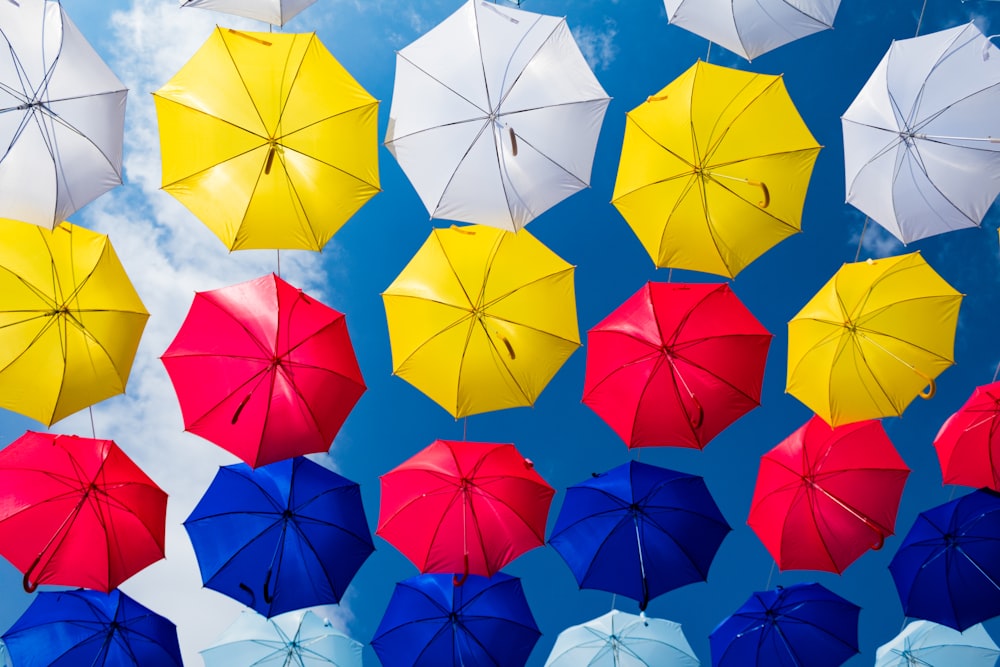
[934,381,1000,490]
[180,0,317,26]
[545,609,700,667]
[875,620,1000,667]
[153,27,379,251]
[384,0,609,231]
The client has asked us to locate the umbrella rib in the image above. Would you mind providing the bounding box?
[469,480,548,543]
[396,51,490,119]
[701,75,784,165]
[479,265,574,311]
[491,11,557,113]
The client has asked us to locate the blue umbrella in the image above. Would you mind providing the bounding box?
[2,588,182,667]
[548,460,731,610]
[371,573,541,667]
[709,582,861,667]
[889,487,1000,631]
[184,456,375,617]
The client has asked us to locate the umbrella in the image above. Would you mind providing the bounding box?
[0,219,148,427]
[180,0,317,26]
[201,610,363,667]
[582,281,771,450]
[184,456,374,618]
[611,60,821,278]
[0,0,126,229]
[153,27,379,251]
[934,381,1000,490]
[710,582,860,667]
[889,488,1000,631]
[371,573,541,667]
[384,0,610,231]
[662,0,841,61]
[161,273,366,469]
[377,439,554,581]
[0,431,166,593]
[842,23,1000,244]
[544,609,700,667]
[382,225,579,418]
[786,251,962,427]
[875,620,1000,667]
[548,460,731,611]
[747,415,910,573]
[2,589,182,667]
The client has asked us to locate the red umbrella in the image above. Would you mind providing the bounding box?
[582,282,771,449]
[376,439,554,582]
[0,431,167,592]
[935,381,1000,490]
[161,273,366,468]
[748,415,910,573]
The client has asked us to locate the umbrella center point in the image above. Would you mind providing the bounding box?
[282,509,294,520]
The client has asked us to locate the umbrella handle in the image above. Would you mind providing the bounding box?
[688,394,704,431]
[227,28,272,46]
[915,370,936,399]
[22,556,40,593]
[871,530,885,551]
[239,582,256,607]
[231,393,252,424]
[264,144,276,175]
[509,128,518,157]
[263,569,274,604]
[746,180,770,208]
[500,335,516,360]
[452,554,470,587]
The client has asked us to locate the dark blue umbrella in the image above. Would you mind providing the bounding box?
[371,573,541,667]
[2,588,182,667]
[889,487,1000,631]
[184,456,375,617]
[710,582,861,667]
[548,460,731,610]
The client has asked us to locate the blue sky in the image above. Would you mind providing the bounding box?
[4,0,1000,665]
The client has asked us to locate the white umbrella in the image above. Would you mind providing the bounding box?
[662,0,841,61]
[545,609,700,667]
[385,0,610,232]
[179,0,317,26]
[0,0,126,229]
[875,620,1000,666]
[842,22,1000,244]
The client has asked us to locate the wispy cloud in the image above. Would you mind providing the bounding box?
[573,18,618,71]
[847,217,904,260]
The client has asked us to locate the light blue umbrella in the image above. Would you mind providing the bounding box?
[545,609,699,666]
[875,620,1000,667]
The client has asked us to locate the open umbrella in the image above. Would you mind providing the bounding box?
[0,0,126,228]
[545,609,700,667]
[180,0,317,26]
[184,456,374,618]
[934,381,1000,490]
[875,620,1000,667]
[153,27,379,251]
[611,60,821,278]
[0,431,166,593]
[382,225,579,418]
[548,461,731,611]
[162,273,366,469]
[583,282,771,450]
[786,251,962,427]
[384,0,610,231]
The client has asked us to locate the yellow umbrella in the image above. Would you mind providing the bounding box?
[153,27,379,251]
[0,219,149,427]
[787,252,963,427]
[612,60,821,278]
[382,225,580,418]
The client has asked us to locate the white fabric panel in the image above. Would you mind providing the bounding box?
[180,0,318,26]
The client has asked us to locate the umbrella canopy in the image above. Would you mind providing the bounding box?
[548,460,731,611]
[0,219,148,427]
[934,381,1000,490]
[382,225,579,418]
[384,0,610,231]
[747,415,910,573]
[2,589,182,667]
[786,251,962,427]
[611,60,820,278]
[544,609,700,667]
[153,27,379,251]
[583,282,771,450]
[162,273,366,469]
[710,582,860,667]
[843,23,1000,244]
[0,0,126,229]
[371,573,541,667]
[377,439,554,580]
[0,431,166,593]
[875,620,1000,667]
[184,456,374,618]
[180,0,317,26]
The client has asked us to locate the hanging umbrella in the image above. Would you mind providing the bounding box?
[0,431,166,593]
[0,0,126,229]
[0,219,148,427]
[184,456,374,618]
[710,582,860,667]
[377,439,554,581]
[544,609,700,667]
[382,225,579,418]
[180,0,317,26]
[747,415,910,573]
[153,27,379,251]
[875,620,1000,667]
[611,60,821,278]
[934,381,1000,490]
[2,589,182,667]
[842,23,1000,244]
[371,573,541,667]
[161,273,366,468]
[548,460,731,611]
[786,251,962,427]
[583,282,771,450]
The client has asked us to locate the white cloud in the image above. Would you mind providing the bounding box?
[572,18,618,71]
[847,217,904,260]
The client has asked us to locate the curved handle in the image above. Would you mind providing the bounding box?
[871,530,885,551]
[688,394,704,431]
[231,393,252,424]
[263,569,274,604]
[914,368,936,399]
[983,34,1000,61]
[22,556,40,593]
[227,29,272,46]
[638,576,650,612]
[508,127,518,157]
[239,582,257,607]
[646,94,669,102]
[500,335,516,360]
[747,179,770,208]
[452,553,470,587]
[449,225,476,236]
[264,144,276,175]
